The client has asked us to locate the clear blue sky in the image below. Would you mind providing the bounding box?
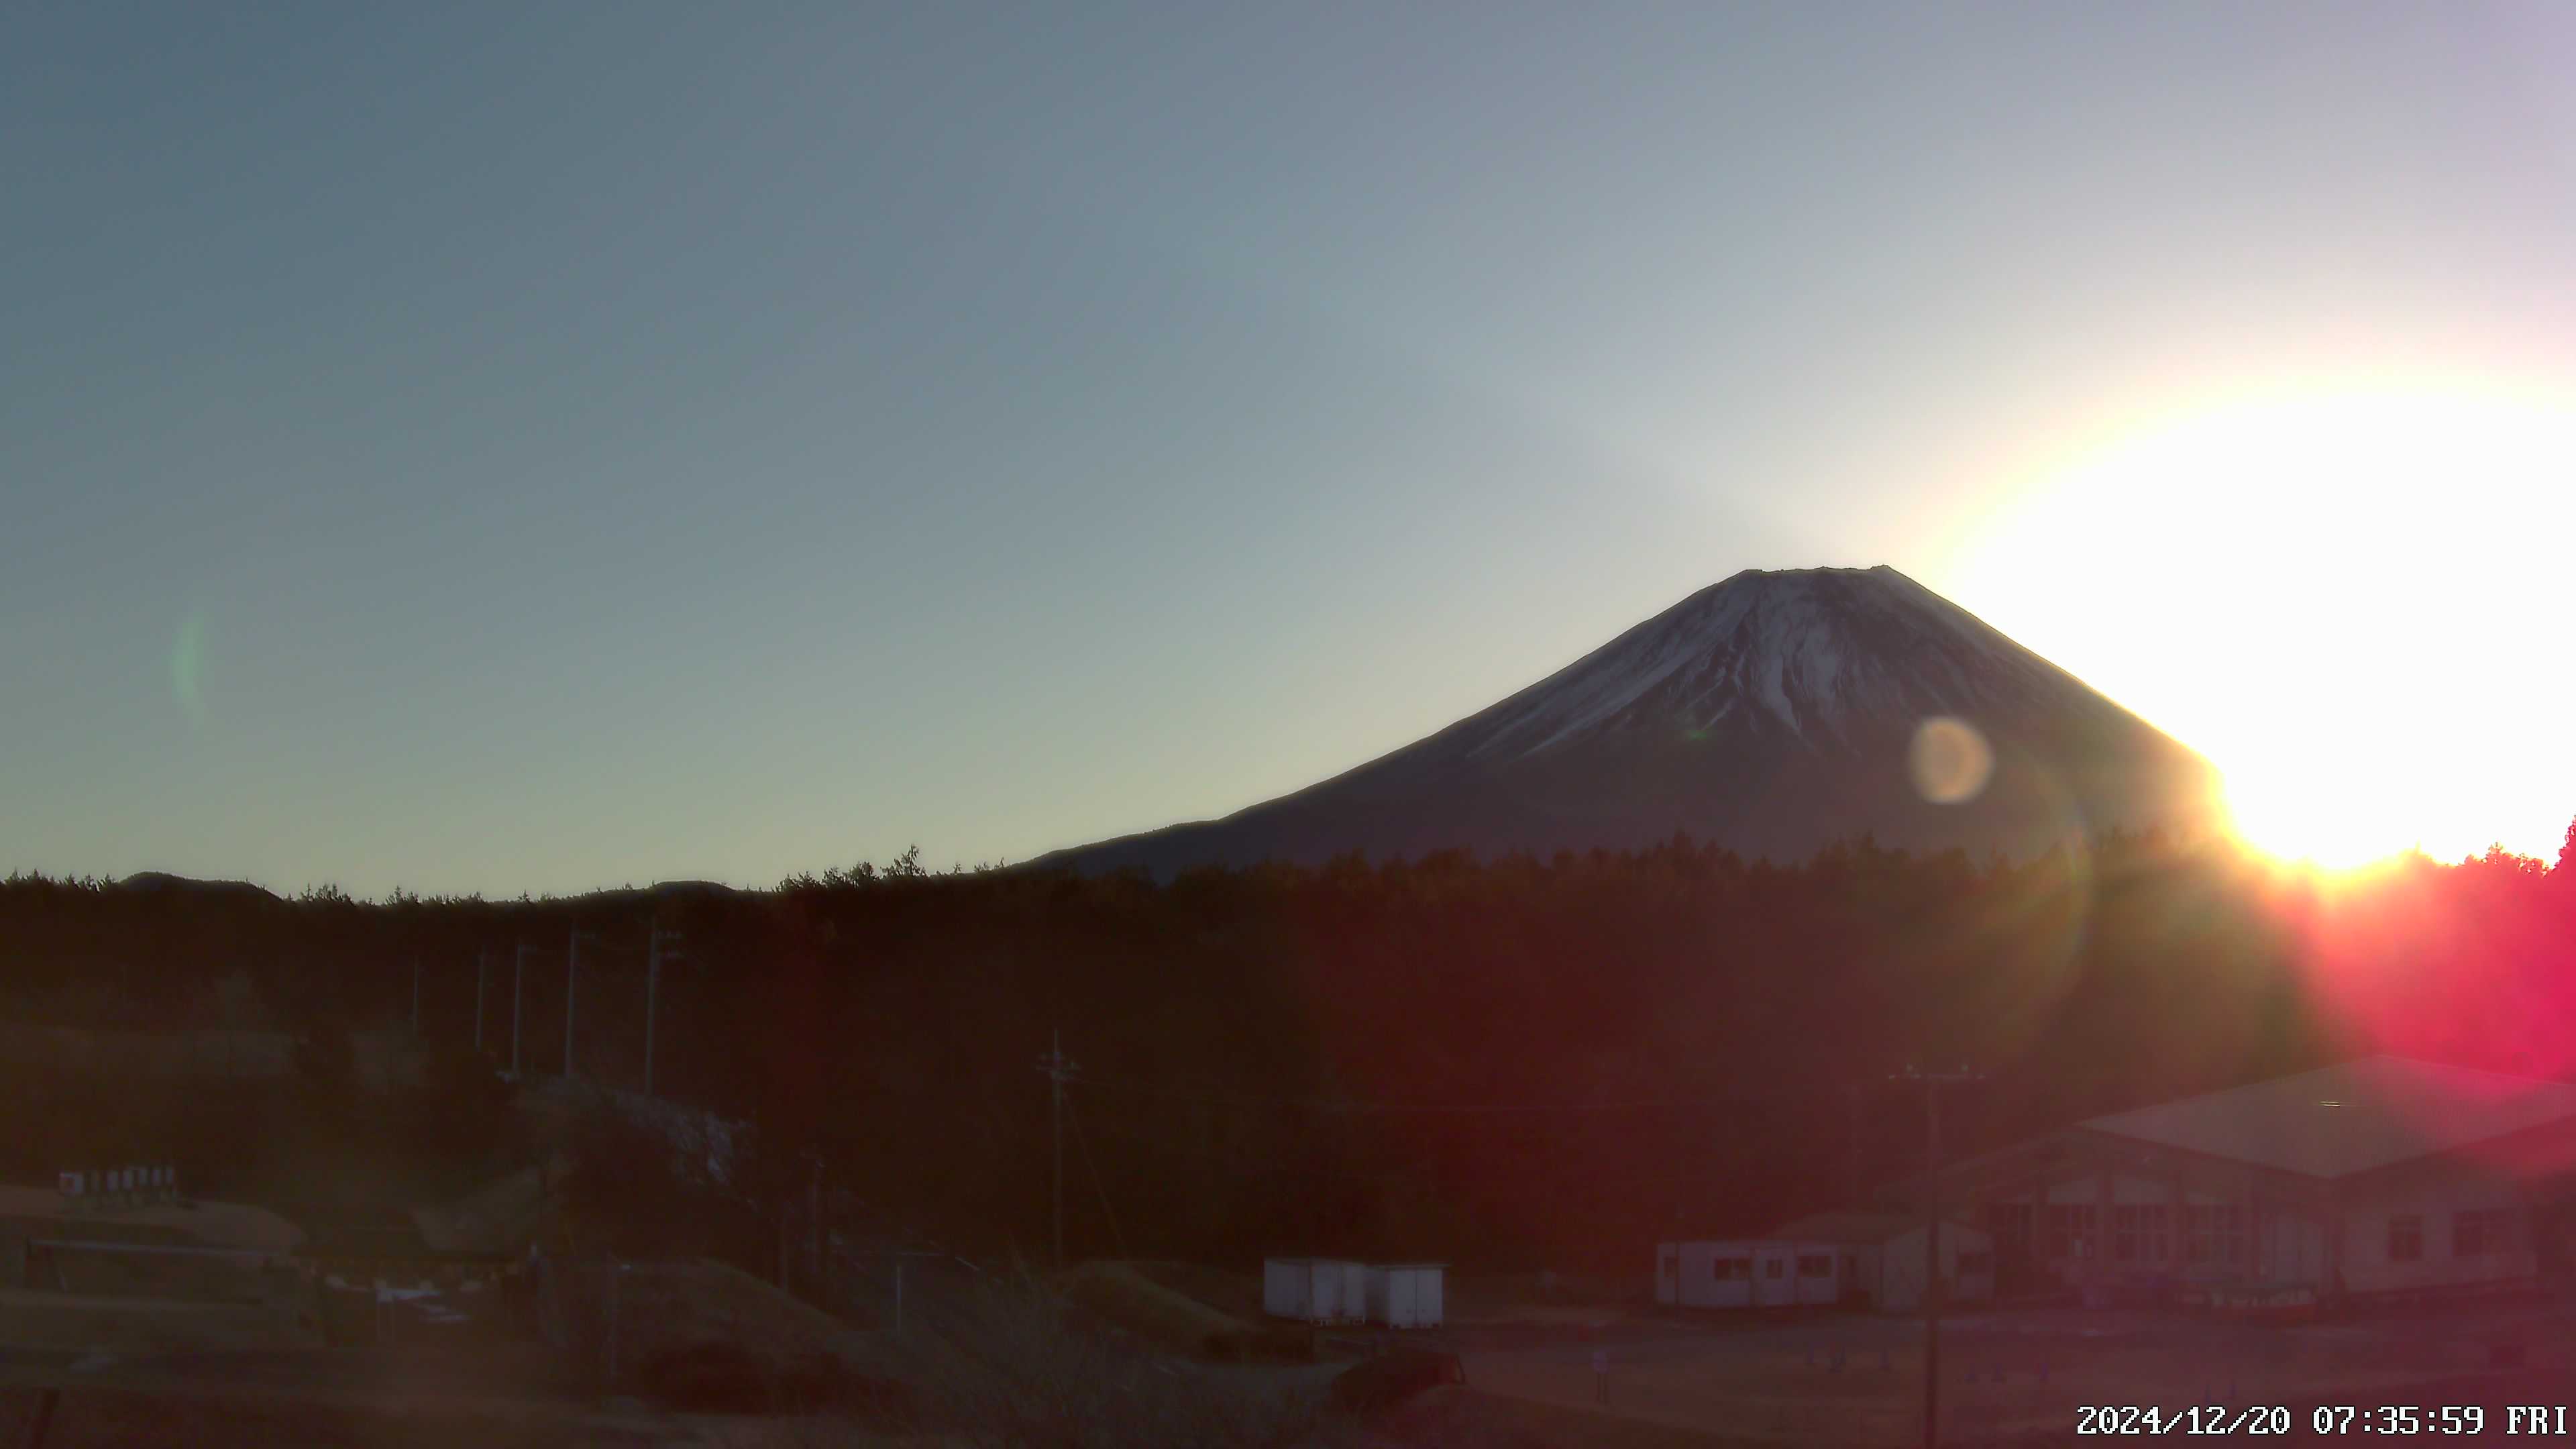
[7,3,2573,896]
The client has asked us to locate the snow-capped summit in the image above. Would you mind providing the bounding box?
[1440,566,2143,761]
[1036,566,2223,876]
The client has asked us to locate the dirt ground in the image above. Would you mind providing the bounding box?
[1442,1297,2576,1446]
[0,1380,727,1448]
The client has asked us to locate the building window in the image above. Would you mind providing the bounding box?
[1991,1202,2035,1251]
[1797,1254,1832,1278]
[2389,1214,2424,1263]
[1715,1257,1750,1281]
[2113,1206,2139,1263]
[2141,1204,2170,1263]
[1765,1258,1786,1279]
[2185,1205,2246,1265]
[2455,1208,2514,1256]
[2045,1203,2098,1259]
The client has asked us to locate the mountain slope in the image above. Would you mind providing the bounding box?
[1035,565,2223,876]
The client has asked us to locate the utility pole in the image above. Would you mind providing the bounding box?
[808,1150,826,1305]
[604,1256,625,1396]
[1036,1029,1079,1269]
[474,949,489,1053]
[513,942,529,1078]
[1847,1081,1864,1205]
[645,928,679,1097]
[1890,1065,1984,1449]
[565,928,591,1078]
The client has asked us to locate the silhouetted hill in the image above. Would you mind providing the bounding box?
[115,872,282,904]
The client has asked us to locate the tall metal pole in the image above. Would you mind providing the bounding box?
[1892,1066,1982,1449]
[564,929,580,1077]
[605,1258,621,1393]
[1847,1081,1864,1205]
[645,928,663,1097]
[1925,1081,1943,1449]
[512,943,527,1078]
[810,1153,825,1303]
[1037,1029,1077,1269]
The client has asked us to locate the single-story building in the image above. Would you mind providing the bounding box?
[1931,1056,2576,1305]
[1656,1239,1842,1309]
[1768,1211,1996,1313]
[1658,1216,1992,1313]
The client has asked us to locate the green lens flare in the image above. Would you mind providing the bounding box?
[172,612,205,723]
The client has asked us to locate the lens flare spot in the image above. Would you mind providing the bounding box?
[172,612,205,724]
[1910,716,1994,805]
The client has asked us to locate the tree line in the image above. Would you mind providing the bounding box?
[3,821,2572,1271]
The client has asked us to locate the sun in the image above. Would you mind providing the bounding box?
[1943,380,2576,871]
[2222,768,2418,871]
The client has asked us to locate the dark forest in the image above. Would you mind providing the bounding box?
[3,823,2571,1275]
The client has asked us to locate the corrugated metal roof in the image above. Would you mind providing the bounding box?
[2078,1056,2576,1180]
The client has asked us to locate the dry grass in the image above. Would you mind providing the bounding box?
[874,1277,1348,1449]
[1130,1261,1269,1322]
[411,1149,570,1255]
[1055,1260,1253,1357]
[606,1258,868,1374]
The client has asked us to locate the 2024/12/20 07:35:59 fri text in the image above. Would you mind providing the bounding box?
[2078,1404,2573,1434]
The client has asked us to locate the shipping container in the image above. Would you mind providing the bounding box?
[1262,1258,1368,1324]
[1362,1263,1445,1328]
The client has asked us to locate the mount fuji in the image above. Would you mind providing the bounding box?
[1034,566,2224,877]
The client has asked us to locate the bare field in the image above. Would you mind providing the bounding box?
[0,1382,714,1448]
[1444,1301,2576,1445]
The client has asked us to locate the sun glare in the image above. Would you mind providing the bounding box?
[1945,382,2576,871]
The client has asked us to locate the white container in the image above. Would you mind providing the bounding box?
[1262,1258,1368,1324]
[1363,1264,1446,1328]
